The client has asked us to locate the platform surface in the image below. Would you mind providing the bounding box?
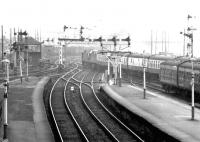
[102,84,200,142]
[0,77,54,142]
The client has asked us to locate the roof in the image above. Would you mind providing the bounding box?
[161,58,200,70]
[128,52,176,60]
[14,36,42,46]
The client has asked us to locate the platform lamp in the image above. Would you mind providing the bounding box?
[143,51,147,99]
[190,57,195,120]
[24,33,29,81]
[25,45,29,81]
[1,58,10,140]
[187,25,196,120]
[107,53,111,84]
[188,28,195,120]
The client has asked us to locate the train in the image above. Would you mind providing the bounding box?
[82,50,200,96]
[160,58,200,95]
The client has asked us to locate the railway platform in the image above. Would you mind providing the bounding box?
[0,77,54,142]
[102,84,200,142]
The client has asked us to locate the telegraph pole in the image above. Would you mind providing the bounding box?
[183,29,185,56]
[17,30,27,83]
[1,25,4,70]
[150,30,153,55]
[155,31,157,54]
[165,32,167,55]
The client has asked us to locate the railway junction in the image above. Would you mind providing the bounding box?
[3,54,200,142]
[1,20,200,142]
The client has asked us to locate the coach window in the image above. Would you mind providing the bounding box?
[160,68,163,77]
[187,72,190,82]
[155,61,157,69]
[157,61,159,69]
[150,60,152,68]
[156,61,158,69]
[198,74,200,84]
[180,71,183,81]
[167,69,170,80]
[164,69,167,80]
[166,68,169,80]
[195,73,198,83]
[164,68,166,80]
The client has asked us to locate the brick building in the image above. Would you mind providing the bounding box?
[13,36,42,66]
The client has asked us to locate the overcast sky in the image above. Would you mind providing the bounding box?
[1,0,200,56]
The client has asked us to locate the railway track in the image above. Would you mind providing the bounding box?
[71,70,144,142]
[85,72,143,142]
[49,65,81,141]
[48,66,144,141]
[0,63,58,83]
[66,71,114,141]
[0,57,80,85]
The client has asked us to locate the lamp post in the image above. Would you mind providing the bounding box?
[19,52,23,84]
[2,59,10,140]
[1,26,4,70]
[189,27,195,120]
[119,61,122,87]
[107,53,111,84]
[187,25,196,120]
[191,58,195,120]
[25,45,29,81]
[143,56,147,99]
